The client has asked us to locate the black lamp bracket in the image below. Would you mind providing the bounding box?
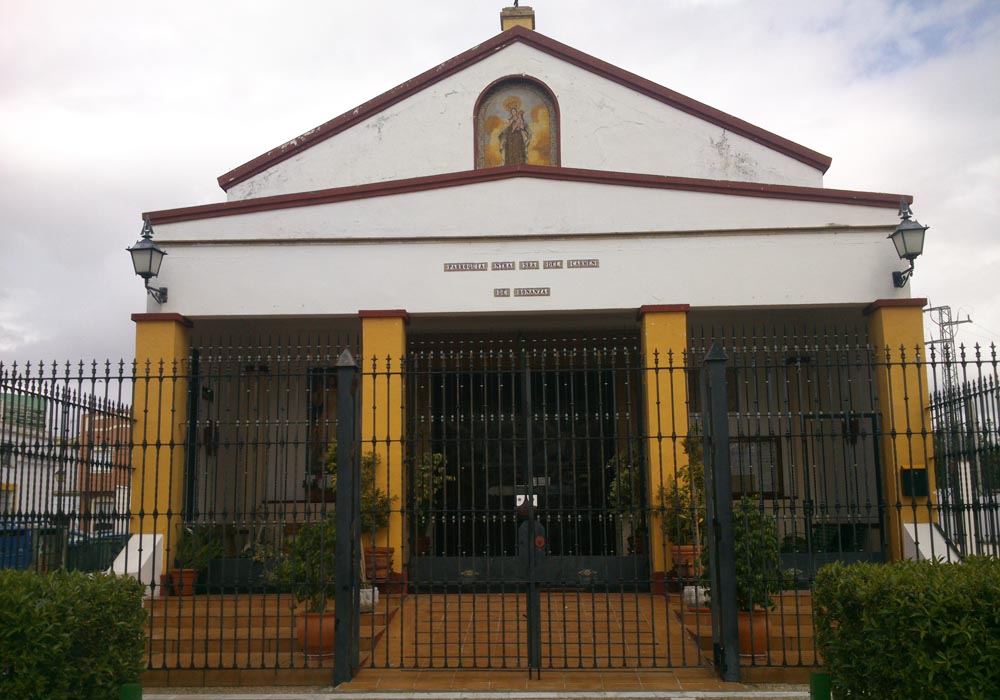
[893,263,915,288]
[145,282,168,304]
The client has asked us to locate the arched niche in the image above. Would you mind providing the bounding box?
[475,76,560,168]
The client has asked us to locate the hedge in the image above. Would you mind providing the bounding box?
[0,569,147,700]
[814,557,1000,699]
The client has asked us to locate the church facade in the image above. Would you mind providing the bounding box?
[128,7,938,681]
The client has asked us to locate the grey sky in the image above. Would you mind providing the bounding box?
[1,0,998,362]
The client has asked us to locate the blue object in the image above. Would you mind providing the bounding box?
[0,526,32,569]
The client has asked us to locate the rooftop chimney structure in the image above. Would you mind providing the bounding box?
[500,4,535,31]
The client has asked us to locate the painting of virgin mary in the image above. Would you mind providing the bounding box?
[499,96,531,165]
[476,79,558,168]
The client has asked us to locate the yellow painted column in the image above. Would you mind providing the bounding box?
[130,312,192,565]
[360,310,407,573]
[639,304,690,589]
[865,298,936,561]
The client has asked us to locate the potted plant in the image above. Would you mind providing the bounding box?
[410,450,448,555]
[270,513,338,656]
[660,428,706,581]
[358,451,398,587]
[326,446,398,588]
[606,443,647,554]
[205,511,279,592]
[730,496,782,658]
[169,525,223,595]
[302,442,337,502]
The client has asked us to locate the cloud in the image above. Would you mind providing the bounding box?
[0,292,45,354]
[1,0,998,359]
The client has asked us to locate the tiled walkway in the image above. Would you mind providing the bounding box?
[142,590,817,688]
[350,589,815,687]
[366,591,709,669]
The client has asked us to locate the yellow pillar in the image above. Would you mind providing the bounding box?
[130,312,192,564]
[360,310,407,572]
[639,304,690,589]
[865,298,936,561]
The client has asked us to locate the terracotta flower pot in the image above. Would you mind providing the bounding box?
[159,572,172,597]
[296,610,336,657]
[363,546,394,587]
[671,544,702,581]
[168,568,198,596]
[737,609,770,660]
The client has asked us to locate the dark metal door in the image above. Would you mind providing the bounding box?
[407,343,647,587]
[405,336,654,670]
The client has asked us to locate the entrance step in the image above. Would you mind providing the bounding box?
[142,593,399,686]
[674,591,817,666]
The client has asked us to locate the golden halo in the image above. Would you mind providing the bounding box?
[502,95,522,112]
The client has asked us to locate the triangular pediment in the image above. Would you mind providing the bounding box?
[218,27,830,200]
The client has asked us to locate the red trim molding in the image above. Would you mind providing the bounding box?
[863,298,928,316]
[638,304,691,319]
[147,165,909,226]
[216,26,831,191]
[131,312,193,327]
[358,309,410,323]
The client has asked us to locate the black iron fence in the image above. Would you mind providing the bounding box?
[929,344,1000,558]
[1,361,132,572]
[3,328,999,683]
[691,326,887,681]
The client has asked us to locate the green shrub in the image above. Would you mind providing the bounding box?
[701,496,783,610]
[0,569,147,700]
[814,557,1000,699]
[326,446,397,539]
[173,524,224,570]
[731,497,782,610]
[269,513,337,613]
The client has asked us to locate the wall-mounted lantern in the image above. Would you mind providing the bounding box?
[889,200,928,288]
[127,218,168,303]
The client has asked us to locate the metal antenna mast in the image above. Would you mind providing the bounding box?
[926,304,973,474]
[925,305,972,393]
[925,304,974,549]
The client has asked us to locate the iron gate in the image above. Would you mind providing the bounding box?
[385,335,694,671]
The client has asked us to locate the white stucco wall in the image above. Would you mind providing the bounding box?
[144,229,901,318]
[226,42,823,200]
[148,181,904,318]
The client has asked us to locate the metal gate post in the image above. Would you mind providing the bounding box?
[704,343,739,682]
[183,349,200,519]
[522,360,542,676]
[334,349,359,686]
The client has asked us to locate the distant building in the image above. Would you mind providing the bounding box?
[1,388,132,535]
[76,411,132,534]
[0,390,62,523]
